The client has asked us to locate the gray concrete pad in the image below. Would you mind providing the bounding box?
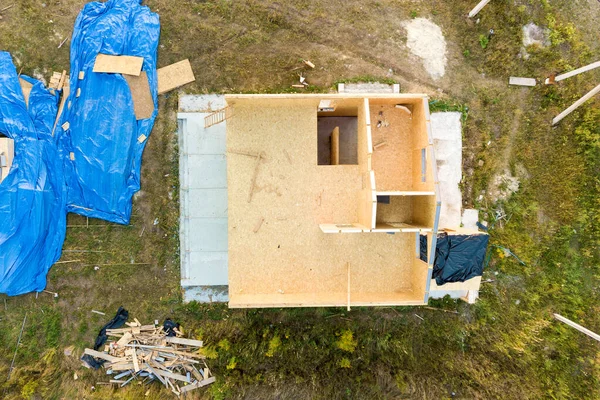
[431,112,463,229]
[178,95,229,301]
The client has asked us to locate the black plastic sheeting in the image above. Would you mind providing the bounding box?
[420,233,489,285]
[81,306,129,369]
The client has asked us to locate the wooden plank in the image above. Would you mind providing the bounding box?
[554,314,600,342]
[116,332,132,346]
[165,336,204,347]
[554,61,600,82]
[19,78,33,108]
[149,365,190,383]
[468,0,493,18]
[145,363,166,386]
[93,54,143,76]
[84,348,122,363]
[124,71,154,120]
[509,77,536,87]
[331,126,340,165]
[52,77,69,136]
[157,59,195,95]
[553,83,600,125]
[180,377,216,393]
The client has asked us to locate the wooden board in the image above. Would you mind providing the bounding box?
[509,77,536,87]
[330,126,339,165]
[124,71,155,120]
[0,137,15,183]
[93,54,143,76]
[19,78,33,108]
[157,59,195,95]
[52,77,69,136]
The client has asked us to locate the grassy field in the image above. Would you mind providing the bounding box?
[1,0,600,399]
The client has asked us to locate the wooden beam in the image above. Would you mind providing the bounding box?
[331,126,339,165]
[468,0,492,18]
[554,61,600,82]
[554,314,600,342]
[552,83,600,125]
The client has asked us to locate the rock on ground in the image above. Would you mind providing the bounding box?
[403,18,447,80]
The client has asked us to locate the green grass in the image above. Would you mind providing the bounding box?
[1,0,600,398]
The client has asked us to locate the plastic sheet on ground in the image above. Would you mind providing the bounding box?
[0,51,67,296]
[58,0,160,224]
[421,232,489,285]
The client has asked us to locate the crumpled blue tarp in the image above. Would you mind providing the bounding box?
[0,0,161,295]
[0,52,67,296]
[58,0,160,224]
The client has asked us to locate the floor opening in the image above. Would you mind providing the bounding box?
[317,116,358,165]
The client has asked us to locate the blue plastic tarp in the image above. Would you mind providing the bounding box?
[0,52,67,296]
[1,0,161,295]
[58,0,160,224]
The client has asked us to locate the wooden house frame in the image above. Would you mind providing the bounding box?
[224,94,441,308]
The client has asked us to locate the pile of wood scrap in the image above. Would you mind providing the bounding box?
[83,319,215,396]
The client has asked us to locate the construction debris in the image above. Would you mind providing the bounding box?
[509,77,536,87]
[83,318,214,396]
[546,60,600,84]
[468,0,492,18]
[303,59,315,69]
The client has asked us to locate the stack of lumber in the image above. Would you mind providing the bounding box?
[83,319,215,396]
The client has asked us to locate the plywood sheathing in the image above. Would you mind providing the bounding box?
[226,96,428,307]
[124,71,155,120]
[411,257,429,300]
[370,102,413,191]
[93,54,144,76]
[157,59,196,95]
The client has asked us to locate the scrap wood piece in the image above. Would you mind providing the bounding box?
[247,152,265,203]
[374,141,387,150]
[93,54,144,76]
[554,313,600,342]
[49,71,63,89]
[509,77,536,87]
[253,217,265,233]
[123,71,154,120]
[52,77,69,136]
[157,59,195,95]
[180,376,216,393]
[84,348,123,363]
[19,78,33,108]
[552,60,600,83]
[58,36,69,49]
[164,336,203,347]
[552,83,600,125]
[468,0,493,18]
